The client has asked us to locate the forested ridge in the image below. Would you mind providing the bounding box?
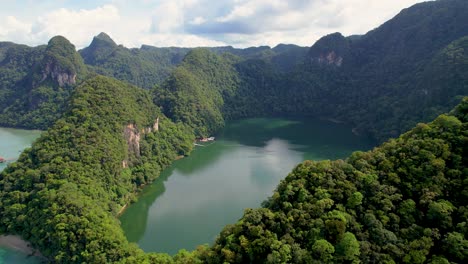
[0,0,467,263]
[1,88,466,263]
[202,99,468,263]
[153,48,240,137]
[0,36,87,129]
[2,0,466,142]
[151,0,468,142]
[0,76,194,262]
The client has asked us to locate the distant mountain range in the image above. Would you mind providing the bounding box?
[0,1,467,262]
[1,0,467,142]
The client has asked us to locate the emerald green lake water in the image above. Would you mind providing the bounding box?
[120,118,375,255]
[0,127,42,264]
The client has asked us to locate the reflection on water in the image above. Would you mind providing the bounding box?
[120,118,375,255]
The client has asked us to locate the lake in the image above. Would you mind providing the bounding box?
[0,127,42,264]
[120,118,375,255]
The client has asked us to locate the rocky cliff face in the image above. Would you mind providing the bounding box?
[40,60,77,87]
[122,118,160,168]
[316,51,343,66]
[35,36,85,87]
[308,32,350,67]
[124,123,141,160]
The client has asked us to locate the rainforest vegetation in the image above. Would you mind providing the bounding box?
[0,0,467,263]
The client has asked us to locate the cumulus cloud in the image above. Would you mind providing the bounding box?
[186,0,429,38]
[138,33,226,47]
[0,16,32,44]
[149,0,200,33]
[189,17,207,25]
[0,0,429,49]
[31,5,121,47]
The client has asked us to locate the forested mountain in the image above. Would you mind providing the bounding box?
[0,76,194,262]
[153,48,239,137]
[0,0,467,263]
[323,0,468,140]
[1,1,467,141]
[0,36,86,129]
[79,33,191,89]
[152,0,468,142]
[1,88,466,262]
[203,97,468,264]
[78,32,307,90]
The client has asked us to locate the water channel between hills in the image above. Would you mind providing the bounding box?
[0,127,43,264]
[120,117,376,255]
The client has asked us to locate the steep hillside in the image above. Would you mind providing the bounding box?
[79,32,307,90]
[194,0,468,142]
[1,88,465,263]
[0,36,87,129]
[1,1,467,141]
[0,0,467,262]
[0,76,194,262]
[307,0,468,140]
[79,33,191,89]
[154,48,239,137]
[152,1,468,143]
[0,42,45,111]
[203,97,468,263]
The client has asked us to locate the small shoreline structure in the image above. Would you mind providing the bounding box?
[199,136,215,142]
[195,136,215,146]
[0,156,5,163]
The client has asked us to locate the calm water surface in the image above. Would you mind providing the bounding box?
[0,127,42,264]
[120,118,375,255]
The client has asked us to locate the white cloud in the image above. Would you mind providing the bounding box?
[216,0,288,23]
[32,5,120,47]
[189,16,207,25]
[0,16,32,43]
[150,0,200,33]
[150,1,184,33]
[3,16,31,34]
[0,0,430,49]
[138,33,226,48]
[207,0,430,47]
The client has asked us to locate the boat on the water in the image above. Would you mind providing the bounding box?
[0,156,5,163]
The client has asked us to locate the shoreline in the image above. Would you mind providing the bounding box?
[117,154,186,217]
[0,235,45,259]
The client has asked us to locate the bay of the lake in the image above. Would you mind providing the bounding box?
[120,118,375,255]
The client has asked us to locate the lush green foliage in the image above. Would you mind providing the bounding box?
[2,1,468,142]
[152,0,468,143]
[0,36,87,129]
[0,76,194,262]
[332,0,468,141]
[80,33,191,89]
[154,48,240,137]
[0,0,467,263]
[202,98,468,263]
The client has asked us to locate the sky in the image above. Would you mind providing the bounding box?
[0,0,430,49]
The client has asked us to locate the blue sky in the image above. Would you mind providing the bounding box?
[0,0,429,48]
